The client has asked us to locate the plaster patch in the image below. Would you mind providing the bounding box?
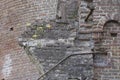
[2,54,12,78]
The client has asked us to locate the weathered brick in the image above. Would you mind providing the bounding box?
[0,0,58,80]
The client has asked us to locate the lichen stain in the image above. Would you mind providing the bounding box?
[2,54,12,78]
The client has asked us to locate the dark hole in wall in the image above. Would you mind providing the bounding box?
[85,0,93,2]
[56,15,62,19]
[10,27,14,31]
[110,33,117,37]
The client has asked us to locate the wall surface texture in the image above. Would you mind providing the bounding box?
[0,0,120,80]
[19,0,94,80]
[0,0,58,80]
[93,0,120,80]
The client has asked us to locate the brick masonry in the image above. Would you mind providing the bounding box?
[19,0,94,80]
[0,0,58,80]
[93,0,120,80]
[0,0,120,80]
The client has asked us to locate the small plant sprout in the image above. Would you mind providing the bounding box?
[32,34,38,39]
[46,24,52,29]
[37,27,43,31]
[26,22,31,27]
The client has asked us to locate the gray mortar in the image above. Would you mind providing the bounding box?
[19,0,94,80]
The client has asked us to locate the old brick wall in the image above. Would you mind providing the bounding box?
[0,0,120,80]
[19,0,94,80]
[93,0,120,80]
[0,0,58,80]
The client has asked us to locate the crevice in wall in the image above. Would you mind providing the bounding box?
[9,27,14,31]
